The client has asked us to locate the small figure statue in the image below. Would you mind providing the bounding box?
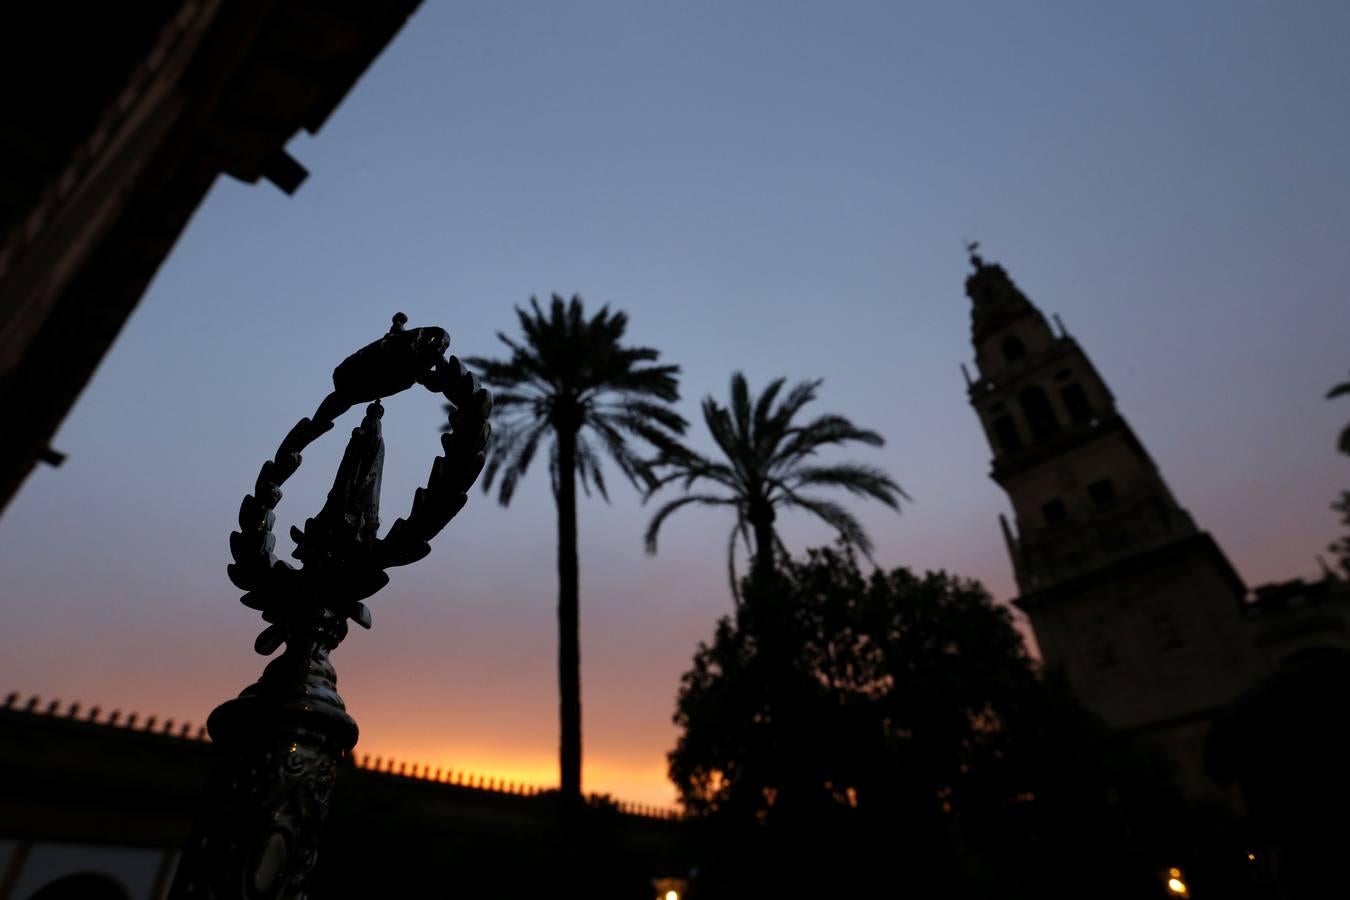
[309,401,385,558]
[965,239,984,270]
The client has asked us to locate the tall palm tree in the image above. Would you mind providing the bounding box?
[644,371,907,600]
[461,294,686,805]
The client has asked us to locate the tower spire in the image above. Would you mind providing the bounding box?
[962,249,1048,349]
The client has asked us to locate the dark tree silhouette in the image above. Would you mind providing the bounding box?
[462,295,686,804]
[644,372,906,600]
[1330,492,1350,579]
[1325,375,1349,577]
[670,548,1184,898]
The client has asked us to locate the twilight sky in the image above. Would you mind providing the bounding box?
[3,1,1348,807]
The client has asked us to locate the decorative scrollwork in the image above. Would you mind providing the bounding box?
[171,732,340,900]
[226,313,492,654]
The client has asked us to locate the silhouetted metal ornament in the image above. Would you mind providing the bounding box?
[169,315,491,900]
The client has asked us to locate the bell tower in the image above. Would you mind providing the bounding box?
[962,249,1259,755]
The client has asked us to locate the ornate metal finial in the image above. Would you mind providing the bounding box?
[170,316,492,900]
[227,316,492,653]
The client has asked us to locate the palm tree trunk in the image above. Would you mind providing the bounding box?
[555,424,583,807]
[749,500,776,583]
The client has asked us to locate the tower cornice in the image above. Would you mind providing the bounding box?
[965,334,1089,401]
[988,413,1126,484]
[1012,531,1246,614]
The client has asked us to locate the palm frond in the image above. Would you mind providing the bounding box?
[495,422,550,506]
[644,494,737,554]
[776,414,884,468]
[1326,374,1350,455]
[789,463,909,508]
[575,432,607,500]
[588,417,658,494]
[476,390,544,412]
[780,491,874,558]
[729,372,753,448]
[701,397,742,468]
[751,377,788,441]
[603,399,688,435]
[763,379,822,439]
[727,521,743,605]
[467,294,685,506]
[587,360,680,401]
[647,455,740,497]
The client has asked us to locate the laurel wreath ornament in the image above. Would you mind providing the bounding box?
[226,314,492,655]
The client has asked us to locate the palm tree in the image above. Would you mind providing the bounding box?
[644,371,907,600]
[461,294,686,805]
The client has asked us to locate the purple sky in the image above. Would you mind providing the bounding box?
[2,1,1347,806]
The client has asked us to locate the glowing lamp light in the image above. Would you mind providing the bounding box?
[651,877,687,900]
[1164,867,1190,898]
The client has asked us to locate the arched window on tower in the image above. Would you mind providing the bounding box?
[991,415,1023,453]
[1088,478,1117,506]
[1018,385,1060,439]
[1060,381,1093,423]
[1001,335,1026,364]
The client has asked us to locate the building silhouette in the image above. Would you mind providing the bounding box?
[0,0,422,516]
[961,250,1350,801]
[0,696,683,899]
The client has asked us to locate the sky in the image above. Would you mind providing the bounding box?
[2,1,1348,808]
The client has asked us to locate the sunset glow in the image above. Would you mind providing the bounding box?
[2,2,1347,814]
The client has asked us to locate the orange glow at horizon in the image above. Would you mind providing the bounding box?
[348,737,681,810]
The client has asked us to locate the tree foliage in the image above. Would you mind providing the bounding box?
[465,295,686,505]
[1330,491,1350,579]
[670,547,1182,898]
[645,372,906,600]
[1325,374,1349,578]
